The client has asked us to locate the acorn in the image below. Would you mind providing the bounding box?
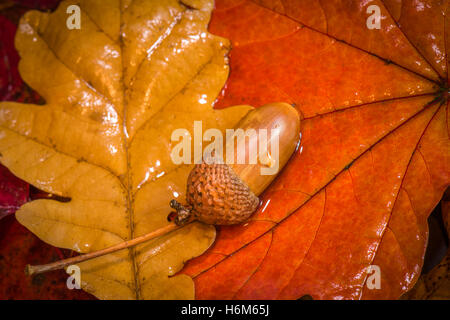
[171,102,301,225]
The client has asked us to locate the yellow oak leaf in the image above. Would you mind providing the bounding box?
[0,0,252,299]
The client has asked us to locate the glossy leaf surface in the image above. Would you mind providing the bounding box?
[184,0,450,300]
[0,0,251,299]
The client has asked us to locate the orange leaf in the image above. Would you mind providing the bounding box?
[401,190,450,300]
[183,0,450,299]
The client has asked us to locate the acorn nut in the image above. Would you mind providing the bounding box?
[171,103,301,225]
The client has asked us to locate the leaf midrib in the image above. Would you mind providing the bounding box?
[119,2,140,300]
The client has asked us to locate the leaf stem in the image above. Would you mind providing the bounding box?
[25,222,186,277]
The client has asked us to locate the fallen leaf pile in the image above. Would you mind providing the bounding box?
[0,0,252,299]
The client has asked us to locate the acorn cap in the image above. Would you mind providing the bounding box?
[176,162,260,225]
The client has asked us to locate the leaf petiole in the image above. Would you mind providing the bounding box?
[25,221,189,277]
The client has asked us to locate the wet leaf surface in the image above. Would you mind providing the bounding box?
[0,214,94,299]
[0,165,28,221]
[183,0,450,300]
[0,0,449,300]
[0,0,251,299]
[402,192,449,300]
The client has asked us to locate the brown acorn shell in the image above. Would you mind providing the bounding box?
[186,162,260,225]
